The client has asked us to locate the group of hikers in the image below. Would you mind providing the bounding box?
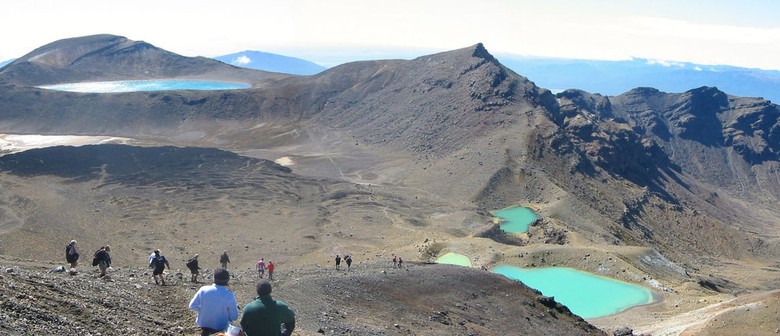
[65,240,112,277]
[334,254,353,270]
[65,241,280,286]
[63,240,416,335]
[255,258,276,280]
[65,240,296,335]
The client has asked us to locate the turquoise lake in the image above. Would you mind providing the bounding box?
[493,206,539,233]
[39,79,251,93]
[435,252,471,267]
[492,265,654,319]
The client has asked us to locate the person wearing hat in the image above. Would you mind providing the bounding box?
[240,280,296,336]
[149,249,170,285]
[188,268,239,335]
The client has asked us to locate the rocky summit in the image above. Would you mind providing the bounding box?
[0,34,779,335]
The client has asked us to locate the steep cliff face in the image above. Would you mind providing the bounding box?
[552,89,675,189]
[598,86,780,204]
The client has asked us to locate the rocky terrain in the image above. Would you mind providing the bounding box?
[0,34,779,335]
[0,255,604,335]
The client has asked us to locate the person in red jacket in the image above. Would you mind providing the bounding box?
[266,261,275,280]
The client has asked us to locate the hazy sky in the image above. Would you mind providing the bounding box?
[3,0,780,69]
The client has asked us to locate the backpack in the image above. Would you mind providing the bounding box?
[186,258,197,269]
[92,249,103,266]
[153,255,167,268]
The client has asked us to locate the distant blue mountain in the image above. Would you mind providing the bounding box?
[0,59,14,69]
[214,51,326,76]
[496,55,780,103]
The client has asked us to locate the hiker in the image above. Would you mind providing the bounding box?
[398,257,403,268]
[65,240,79,269]
[335,255,341,270]
[266,261,275,280]
[189,268,239,335]
[186,254,201,282]
[256,258,266,278]
[345,255,352,271]
[240,280,296,336]
[150,249,170,285]
[93,245,111,277]
[392,255,397,268]
[220,250,230,269]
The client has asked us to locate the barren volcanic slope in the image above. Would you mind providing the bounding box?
[0,34,780,335]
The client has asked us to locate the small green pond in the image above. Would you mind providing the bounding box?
[435,252,471,267]
[492,265,654,319]
[492,206,539,233]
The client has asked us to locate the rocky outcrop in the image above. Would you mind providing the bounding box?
[552,89,677,191]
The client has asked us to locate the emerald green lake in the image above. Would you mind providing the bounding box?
[492,265,654,319]
[435,252,471,267]
[493,206,539,233]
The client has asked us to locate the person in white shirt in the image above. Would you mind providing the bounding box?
[188,268,239,335]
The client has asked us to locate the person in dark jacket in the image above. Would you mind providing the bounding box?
[186,254,201,282]
[220,250,230,269]
[240,280,296,336]
[94,245,111,277]
[65,240,79,269]
[150,249,170,285]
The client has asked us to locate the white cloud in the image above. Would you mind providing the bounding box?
[646,59,685,67]
[2,1,780,70]
[232,55,252,65]
[694,66,702,71]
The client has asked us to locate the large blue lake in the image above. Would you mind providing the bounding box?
[492,265,654,319]
[39,79,251,93]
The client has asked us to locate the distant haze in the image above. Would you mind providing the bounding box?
[497,55,780,103]
[214,51,326,76]
[3,1,780,70]
[217,47,780,103]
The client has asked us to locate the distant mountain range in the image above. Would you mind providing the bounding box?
[496,55,780,103]
[9,44,780,102]
[212,50,780,103]
[214,50,326,75]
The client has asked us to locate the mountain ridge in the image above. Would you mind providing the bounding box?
[1,34,780,335]
[0,34,287,86]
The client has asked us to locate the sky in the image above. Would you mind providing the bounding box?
[2,0,780,69]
